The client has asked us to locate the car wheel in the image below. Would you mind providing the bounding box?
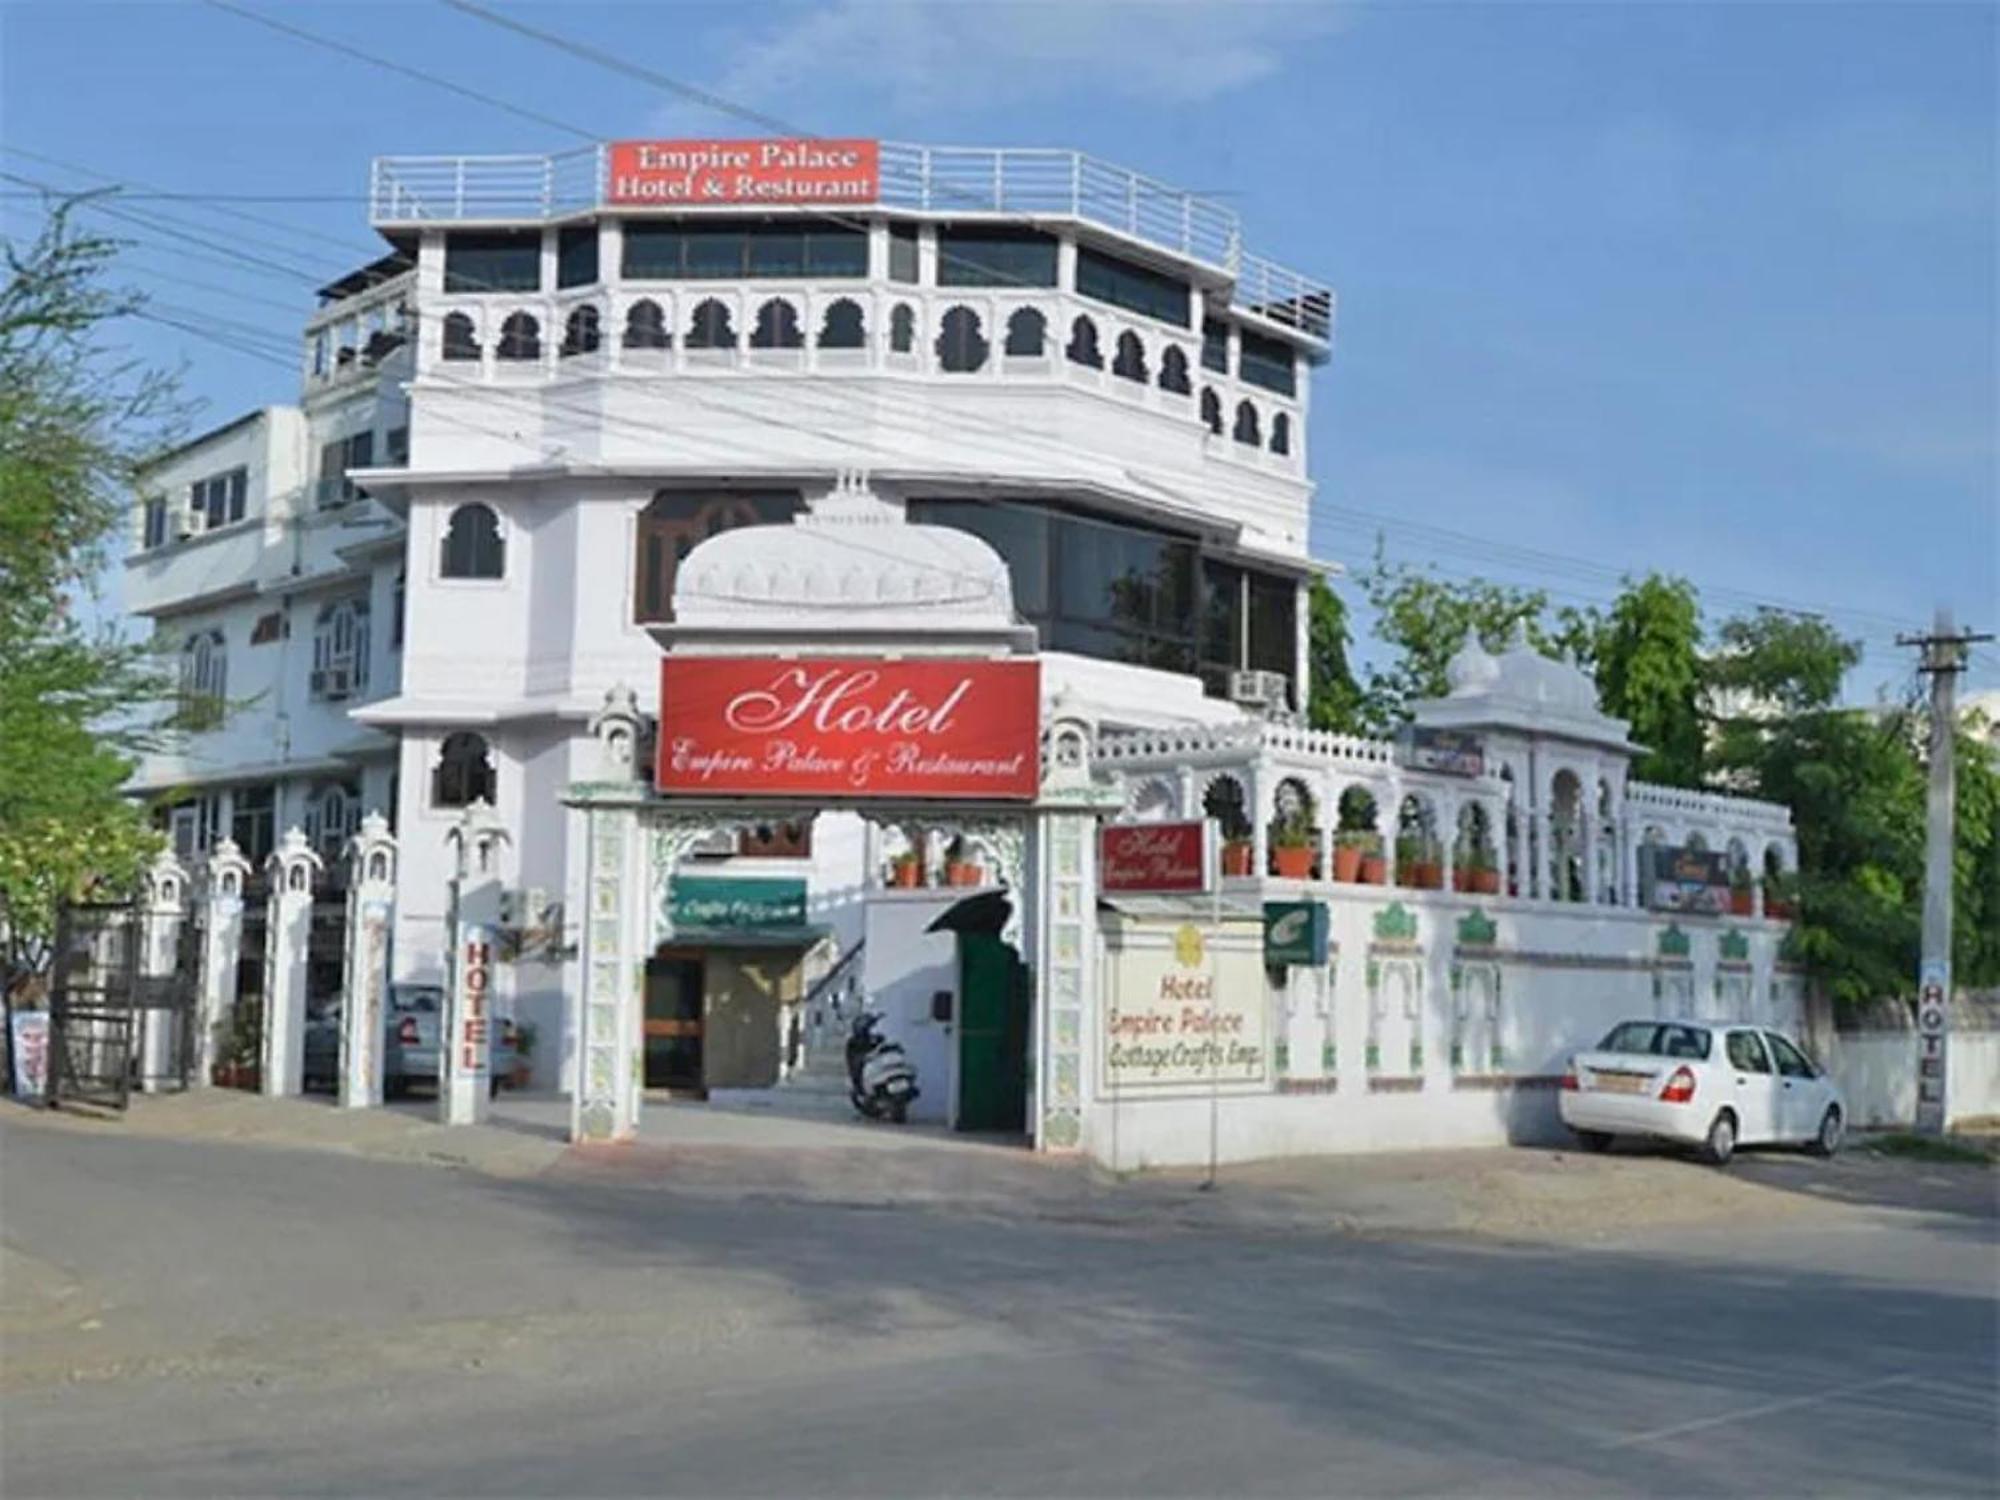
[1808,1106,1843,1158]
[1574,1129,1614,1153]
[1701,1109,1737,1166]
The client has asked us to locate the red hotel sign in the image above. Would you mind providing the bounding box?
[1099,821,1214,895]
[607,139,880,206]
[657,657,1040,801]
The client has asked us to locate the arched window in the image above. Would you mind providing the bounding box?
[1233,400,1260,446]
[818,298,865,349]
[1004,307,1046,357]
[687,298,736,349]
[751,298,803,350]
[1200,388,1222,435]
[311,595,371,698]
[1270,412,1291,455]
[633,489,804,623]
[179,629,227,726]
[304,780,360,862]
[432,732,494,809]
[1066,315,1102,369]
[1158,346,1190,394]
[622,299,670,350]
[936,306,988,373]
[889,303,915,354]
[497,312,541,361]
[561,305,601,357]
[441,311,480,362]
[1112,330,1148,382]
[440,502,504,579]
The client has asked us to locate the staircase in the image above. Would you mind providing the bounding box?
[772,939,865,1105]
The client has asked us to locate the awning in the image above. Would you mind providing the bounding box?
[663,925,830,950]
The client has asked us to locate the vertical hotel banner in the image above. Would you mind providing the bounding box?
[608,139,880,206]
[658,657,1041,801]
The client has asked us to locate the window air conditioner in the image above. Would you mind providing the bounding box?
[311,664,354,701]
[1229,669,1292,712]
[172,505,203,541]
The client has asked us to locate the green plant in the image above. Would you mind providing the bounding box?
[218,1001,260,1069]
[1336,828,1379,850]
[1273,813,1313,849]
[1396,836,1427,866]
[514,1020,537,1058]
[1464,844,1496,872]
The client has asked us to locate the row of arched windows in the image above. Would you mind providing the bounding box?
[438,300,1295,457]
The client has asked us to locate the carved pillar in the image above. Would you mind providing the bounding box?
[1379,777,1402,888]
[339,812,397,1110]
[195,840,253,1087]
[1439,794,1458,895]
[137,850,188,1093]
[442,799,510,1126]
[1580,812,1598,907]
[1620,816,1640,908]
[1529,812,1550,901]
[262,829,323,1098]
[1249,764,1270,879]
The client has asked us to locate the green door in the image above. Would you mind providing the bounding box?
[956,933,1028,1133]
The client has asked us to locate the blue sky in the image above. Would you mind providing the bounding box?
[4,0,1994,694]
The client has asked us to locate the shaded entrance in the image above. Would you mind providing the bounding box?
[930,891,1029,1134]
[643,949,704,1093]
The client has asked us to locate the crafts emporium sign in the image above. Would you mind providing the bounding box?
[670,875,808,931]
[1643,846,1730,915]
[1099,821,1213,895]
[1103,921,1268,1092]
[658,657,1040,801]
[607,139,880,206]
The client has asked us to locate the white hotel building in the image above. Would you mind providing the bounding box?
[130,140,1802,1155]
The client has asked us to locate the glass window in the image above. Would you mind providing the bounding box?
[440,503,504,579]
[432,733,494,809]
[1239,329,1297,396]
[633,491,804,623]
[1599,1021,1663,1054]
[622,219,866,280]
[1199,558,1244,693]
[907,499,1050,618]
[444,230,541,294]
[1201,318,1230,373]
[622,225,685,280]
[1248,572,1295,678]
[386,426,410,466]
[888,223,919,283]
[936,226,1058,287]
[556,224,599,288]
[1726,1030,1772,1073]
[1076,247,1191,327]
[1767,1033,1816,1079]
[142,496,167,549]
[231,784,275,866]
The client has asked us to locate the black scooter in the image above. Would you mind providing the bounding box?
[845,1011,919,1124]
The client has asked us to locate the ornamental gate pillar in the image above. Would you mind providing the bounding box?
[136,849,189,1093]
[262,829,323,1098]
[339,812,397,1110]
[442,799,510,1126]
[195,840,253,1086]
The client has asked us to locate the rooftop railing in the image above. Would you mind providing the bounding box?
[369,142,1332,340]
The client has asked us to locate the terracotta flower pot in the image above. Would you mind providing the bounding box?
[1333,843,1365,883]
[1729,887,1754,916]
[890,862,923,889]
[1470,867,1501,895]
[1272,845,1313,880]
[1412,861,1442,891]
[1358,856,1386,885]
[946,861,983,887]
[1452,866,1472,893]
[1222,840,1255,877]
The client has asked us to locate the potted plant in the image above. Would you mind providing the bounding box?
[944,836,982,887]
[888,850,924,889]
[1271,813,1315,880]
[1467,848,1501,895]
[1729,867,1754,916]
[1763,872,1796,920]
[1358,838,1387,885]
[212,1001,261,1090]
[1394,837,1434,889]
[511,1020,536,1088]
[1333,830,1373,884]
[1221,835,1255,876]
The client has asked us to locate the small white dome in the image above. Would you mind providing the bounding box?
[1446,637,1500,696]
[1487,639,1598,714]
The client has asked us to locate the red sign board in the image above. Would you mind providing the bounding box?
[657,657,1040,801]
[1100,821,1214,895]
[607,139,879,206]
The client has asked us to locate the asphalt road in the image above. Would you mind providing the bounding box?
[2,1118,1994,1498]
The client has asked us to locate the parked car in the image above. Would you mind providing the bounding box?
[302,985,517,1098]
[1559,1019,1844,1165]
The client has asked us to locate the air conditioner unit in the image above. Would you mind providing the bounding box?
[311,664,354,701]
[172,505,203,540]
[1229,669,1292,712]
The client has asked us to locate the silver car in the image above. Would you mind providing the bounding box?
[303,985,517,1097]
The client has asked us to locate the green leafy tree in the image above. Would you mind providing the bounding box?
[0,202,180,1003]
[1592,573,1704,786]
[1706,607,1861,715]
[1304,575,1364,733]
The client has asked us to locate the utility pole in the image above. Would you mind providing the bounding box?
[1896,608,1993,1134]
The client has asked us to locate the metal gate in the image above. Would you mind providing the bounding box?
[48,900,141,1109]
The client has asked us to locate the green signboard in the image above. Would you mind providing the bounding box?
[669,876,808,931]
[1264,900,1330,967]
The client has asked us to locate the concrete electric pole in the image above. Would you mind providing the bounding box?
[1896,608,1993,1134]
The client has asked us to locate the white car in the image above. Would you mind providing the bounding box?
[1559,1019,1845,1165]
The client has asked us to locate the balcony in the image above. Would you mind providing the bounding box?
[368,142,1333,342]
[125,518,267,616]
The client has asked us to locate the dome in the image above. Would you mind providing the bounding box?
[1411,622,1636,755]
[1486,638,1599,715]
[1446,637,1501,696]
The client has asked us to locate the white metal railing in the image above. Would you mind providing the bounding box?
[1628,780,1793,829]
[367,142,1332,342]
[1097,721,1399,772]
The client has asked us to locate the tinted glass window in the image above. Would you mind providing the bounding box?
[1201,318,1230,373]
[1599,1022,1662,1054]
[1767,1033,1815,1078]
[633,491,803,623]
[621,219,867,280]
[1076,247,1191,327]
[889,223,918,283]
[1239,329,1297,395]
[1726,1031,1772,1073]
[936,227,1058,287]
[557,224,599,288]
[444,231,541,294]
[1248,572,1296,678]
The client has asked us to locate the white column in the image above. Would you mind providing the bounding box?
[1580,813,1598,907]
[261,829,323,1098]
[442,800,510,1127]
[1528,812,1550,900]
[1380,778,1403,888]
[136,851,188,1093]
[1620,817,1640,907]
[339,812,398,1110]
[1439,795,1458,894]
[195,841,253,1086]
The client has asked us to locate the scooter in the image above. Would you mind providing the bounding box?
[846,1010,919,1124]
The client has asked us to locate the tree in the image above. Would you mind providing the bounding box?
[1304,575,1364,733]
[0,202,179,1006]
[1592,573,1704,786]
[1705,607,1860,715]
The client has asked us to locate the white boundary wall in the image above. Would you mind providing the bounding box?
[1821,999,2000,1129]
